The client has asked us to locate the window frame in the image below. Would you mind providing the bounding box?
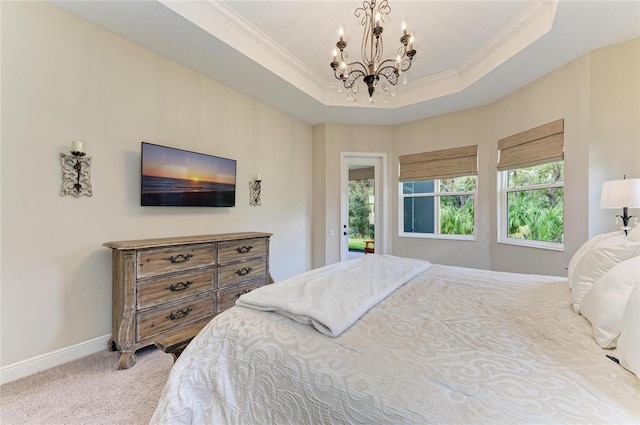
[398,176,478,241]
[497,167,564,251]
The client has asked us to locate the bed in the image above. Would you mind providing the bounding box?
[150,249,640,424]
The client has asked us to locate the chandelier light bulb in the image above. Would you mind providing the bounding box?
[339,27,344,41]
[402,21,407,35]
[375,12,381,26]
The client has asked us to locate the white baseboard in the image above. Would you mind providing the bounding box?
[0,334,111,385]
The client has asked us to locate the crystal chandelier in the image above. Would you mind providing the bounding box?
[330,0,416,104]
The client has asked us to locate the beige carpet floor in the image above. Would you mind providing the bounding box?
[0,346,174,425]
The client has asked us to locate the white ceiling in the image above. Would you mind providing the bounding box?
[51,0,640,126]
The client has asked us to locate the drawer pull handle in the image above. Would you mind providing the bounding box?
[167,307,193,321]
[164,253,194,264]
[235,288,253,298]
[166,280,192,292]
[236,267,253,276]
[236,245,253,254]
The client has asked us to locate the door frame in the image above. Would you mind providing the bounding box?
[340,152,387,261]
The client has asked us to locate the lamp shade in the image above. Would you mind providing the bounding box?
[600,178,640,208]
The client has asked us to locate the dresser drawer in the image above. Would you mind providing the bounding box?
[137,269,215,310]
[217,279,267,313]
[137,244,214,279]
[218,238,267,264]
[218,258,267,288]
[137,294,214,341]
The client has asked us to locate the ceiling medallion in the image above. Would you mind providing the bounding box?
[330,0,416,105]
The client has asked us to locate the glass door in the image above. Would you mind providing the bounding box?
[340,153,386,261]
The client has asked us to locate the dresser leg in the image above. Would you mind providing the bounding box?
[117,351,136,369]
[107,337,118,352]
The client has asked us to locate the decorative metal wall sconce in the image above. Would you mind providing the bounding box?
[60,141,93,197]
[249,174,262,206]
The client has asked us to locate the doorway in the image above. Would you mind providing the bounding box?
[340,153,386,262]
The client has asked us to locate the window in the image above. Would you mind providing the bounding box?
[399,145,478,240]
[497,119,564,250]
[401,176,477,238]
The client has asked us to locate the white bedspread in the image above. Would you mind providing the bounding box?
[151,264,640,425]
[236,254,431,337]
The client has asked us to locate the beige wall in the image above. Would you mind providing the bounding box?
[311,125,327,268]
[588,39,640,236]
[0,2,312,366]
[391,107,494,270]
[484,54,592,274]
[313,38,640,276]
[312,123,393,267]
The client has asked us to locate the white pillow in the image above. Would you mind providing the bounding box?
[616,284,640,379]
[579,256,640,348]
[571,235,640,313]
[628,224,640,242]
[568,231,619,289]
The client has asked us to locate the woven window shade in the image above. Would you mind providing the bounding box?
[497,119,564,171]
[399,145,478,182]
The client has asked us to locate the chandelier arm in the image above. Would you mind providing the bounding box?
[339,50,370,76]
[379,79,393,93]
[333,67,367,84]
[346,69,367,80]
[377,64,400,85]
[376,58,402,72]
[394,45,407,60]
[343,69,367,90]
[345,61,370,75]
[333,69,346,81]
[400,56,414,73]
[339,50,350,62]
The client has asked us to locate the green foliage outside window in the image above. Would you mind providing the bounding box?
[401,162,564,244]
[439,176,476,235]
[507,161,563,187]
[402,176,476,236]
[505,162,564,243]
[440,195,475,235]
[348,179,374,239]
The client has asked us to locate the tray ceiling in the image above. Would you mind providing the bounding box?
[51,0,640,125]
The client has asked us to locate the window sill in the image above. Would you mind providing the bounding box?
[399,233,477,242]
[497,238,564,252]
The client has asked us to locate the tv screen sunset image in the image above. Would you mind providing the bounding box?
[141,143,236,207]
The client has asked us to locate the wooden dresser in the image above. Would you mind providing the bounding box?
[103,232,271,369]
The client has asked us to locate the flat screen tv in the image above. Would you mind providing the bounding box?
[141,142,236,207]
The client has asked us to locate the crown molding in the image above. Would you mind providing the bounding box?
[159,0,328,97]
[159,0,557,110]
